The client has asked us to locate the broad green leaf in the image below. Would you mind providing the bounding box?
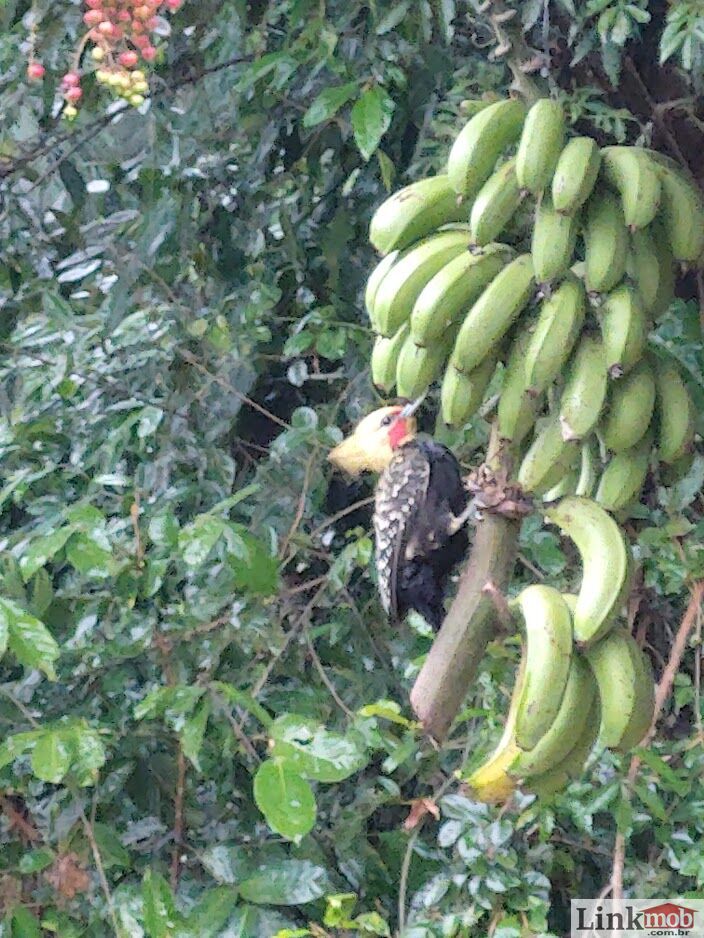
[303,83,358,128]
[10,907,42,938]
[636,747,691,796]
[180,887,239,936]
[180,699,211,771]
[19,526,74,582]
[137,406,164,439]
[269,715,368,782]
[134,685,204,722]
[148,511,180,548]
[30,730,73,784]
[239,860,329,905]
[199,845,252,885]
[228,530,279,596]
[178,517,226,566]
[70,725,107,786]
[209,682,273,729]
[0,598,60,680]
[18,847,55,874]
[351,86,395,161]
[92,823,131,869]
[253,760,316,842]
[142,869,182,938]
[66,534,112,578]
[0,730,43,771]
[358,700,417,727]
[28,568,53,618]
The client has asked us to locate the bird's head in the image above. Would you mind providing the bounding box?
[328,397,422,476]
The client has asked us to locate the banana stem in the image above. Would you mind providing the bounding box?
[410,422,520,740]
[485,1,547,106]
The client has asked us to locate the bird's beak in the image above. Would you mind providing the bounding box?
[327,435,366,476]
[399,393,426,419]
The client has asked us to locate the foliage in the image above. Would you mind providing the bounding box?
[0,2,702,936]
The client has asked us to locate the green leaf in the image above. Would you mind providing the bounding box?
[19,526,74,582]
[358,700,417,727]
[18,847,55,874]
[10,907,42,938]
[636,747,691,796]
[181,887,239,935]
[351,86,395,161]
[239,860,329,905]
[180,699,211,771]
[30,730,73,784]
[148,511,180,548]
[209,682,273,729]
[376,150,395,192]
[0,598,60,680]
[253,760,316,842]
[178,517,226,566]
[303,83,358,128]
[269,714,368,781]
[134,685,204,722]
[199,845,252,885]
[92,823,131,869]
[228,530,279,596]
[142,869,182,938]
[70,725,107,786]
[66,533,112,578]
[0,730,43,771]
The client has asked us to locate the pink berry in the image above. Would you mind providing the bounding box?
[85,0,102,7]
[141,45,157,61]
[62,71,80,87]
[118,9,131,20]
[65,86,83,102]
[84,9,103,24]
[165,0,180,10]
[98,19,113,32]
[118,50,138,67]
[146,15,158,28]
[27,61,45,80]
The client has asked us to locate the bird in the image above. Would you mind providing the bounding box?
[328,398,472,630]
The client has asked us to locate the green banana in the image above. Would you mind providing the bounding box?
[655,163,704,261]
[447,98,527,197]
[518,417,579,495]
[513,584,573,751]
[601,146,662,230]
[515,99,566,196]
[545,496,630,647]
[497,329,542,445]
[451,254,535,374]
[559,334,608,442]
[511,657,596,778]
[584,189,628,293]
[627,228,661,314]
[653,356,696,464]
[531,195,579,283]
[410,244,511,345]
[600,360,656,452]
[524,697,600,799]
[595,430,652,512]
[396,330,453,399]
[524,275,586,394]
[586,630,654,751]
[551,136,601,215]
[650,224,676,319]
[575,437,599,497]
[365,250,399,328]
[598,284,649,378]
[469,158,523,246]
[369,175,466,256]
[374,229,472,337]
[440,356,497,427]
[370,322,409,392]
[542,468,579,503]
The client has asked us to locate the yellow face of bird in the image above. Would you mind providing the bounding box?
[327,406,418,475]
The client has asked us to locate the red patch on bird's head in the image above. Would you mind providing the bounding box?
[388,413,410,449]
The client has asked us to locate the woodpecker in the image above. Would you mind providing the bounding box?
[328,399,472,630]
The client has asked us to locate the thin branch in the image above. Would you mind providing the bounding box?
[304,629,353,718]
[170,746,187,891]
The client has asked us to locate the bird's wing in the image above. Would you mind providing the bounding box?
[374,444,431,621]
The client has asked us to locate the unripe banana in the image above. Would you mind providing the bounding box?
[600,360,656,453]
[601,147,662,230]
[469,159,523,246]
[370,323,409,392]
[575,436,599,498]
[653,356,696,464]
[451,254,535,374]
[511,657,596,778]
[531,196,579,283]
[515,99,565,196]
[650,224,676,319]
[524,275,586,394]
[396,330,453,399]
[466,658,525,805]
[365,251,399,328]
[518,417,579,496]
[440,356,497,427]
[524,697,600,799]
[655,163,704,261]
[627,228,660,314]
[369,175,466,256]
[447,98,527,197]
[552,136,601,215]
[584,189,628,293]
[497,329,542,445]
[411,244,511,345]
[513,584,573,751]
[374,229,472,337]
[545,496,630,647]
[585,630,654,751]
[599,284,649,378]
[542,468,579,503]
[595,430,653,512]
[559,334,608,442]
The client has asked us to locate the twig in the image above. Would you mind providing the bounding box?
[279,452,316,560]
[75,794,119,936]
[170,746,186,891]
[304,629,352,717]
[130,492,144,568]
[209,688,260,762]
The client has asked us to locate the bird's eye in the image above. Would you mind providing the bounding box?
[380,415,393,427]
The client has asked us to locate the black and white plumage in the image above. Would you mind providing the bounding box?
[373,438,469,630]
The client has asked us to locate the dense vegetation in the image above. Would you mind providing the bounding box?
[0,2,703,935]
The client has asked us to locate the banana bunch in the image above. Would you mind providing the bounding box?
[464,552,655,804]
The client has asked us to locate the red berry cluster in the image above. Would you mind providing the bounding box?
[26,0,182,120]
